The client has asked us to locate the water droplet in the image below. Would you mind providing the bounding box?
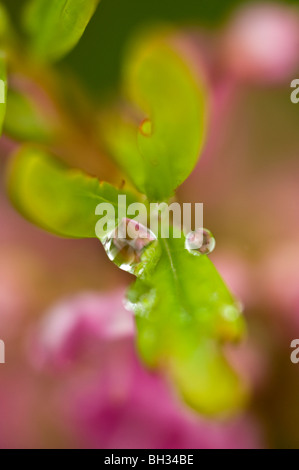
[139,118,152,137]
[124,287,156,318]
[102,218,158,274]
[221,305,241,322]
[185,228,216,255]
[218,304,245,341]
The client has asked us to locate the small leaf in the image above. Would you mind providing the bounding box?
[102,30,208,201]
[23,0,100,62]
[7,146,137,238]
[127,232,247,415]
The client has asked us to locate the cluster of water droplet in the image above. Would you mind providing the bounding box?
[102,218,216,274]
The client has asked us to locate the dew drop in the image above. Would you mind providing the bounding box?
[221,305,241,322]
[139,118,152,137]
[124,287,156,318]
[102,218,158,274]
[185,228,216,255]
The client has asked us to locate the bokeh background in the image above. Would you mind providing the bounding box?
[0,0,299,448]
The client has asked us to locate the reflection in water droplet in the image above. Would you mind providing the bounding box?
[102,218,158,274]
[139,118,152,137]
[185,228,216,255]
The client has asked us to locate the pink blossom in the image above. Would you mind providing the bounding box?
[30,291,134,370]
[223,3,299,83]
[29,291,263,449]
[259,241,299,331]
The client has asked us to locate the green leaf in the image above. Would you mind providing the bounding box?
[23,0,100,62]
[102,30,207,201]
[4,87,54,143]
[7,146,137,238]
[0,52,6,135]
[127,232,247,415]
[0,3,13,46]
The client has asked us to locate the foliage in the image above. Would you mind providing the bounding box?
[0,0,247,415]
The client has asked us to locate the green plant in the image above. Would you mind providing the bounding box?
[1,0,247,415]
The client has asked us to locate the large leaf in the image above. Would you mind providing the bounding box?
[102,31,208,201]
[23,0,100,62]
[0,53,6,135]
[7,146,137,238]
[127,231,247,415]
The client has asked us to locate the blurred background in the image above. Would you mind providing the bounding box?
[0,0,299,448]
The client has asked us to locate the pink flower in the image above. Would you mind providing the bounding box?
[223,3,299,84]
[259,242,299,331]
[29,290,263,449]
[30,291,134,370]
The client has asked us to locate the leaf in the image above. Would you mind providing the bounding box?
[7,146,137,238]
[23,0,100,62]
[0,3,14,46]
[127,231,247,415]
[0,52,6,135]
[4,87,54,143]
[102,30,208,201]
